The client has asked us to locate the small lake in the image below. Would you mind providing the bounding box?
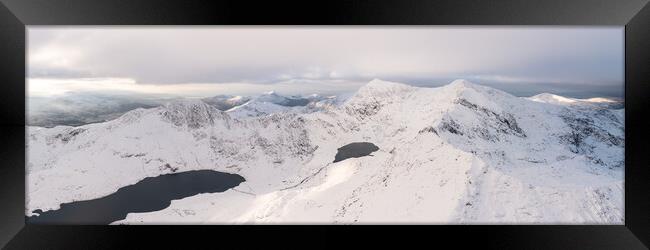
[333,142,380,163]
[27,170,245,224]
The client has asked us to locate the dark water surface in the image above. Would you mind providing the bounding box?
[27,170,245,224]
[333,142,380,163]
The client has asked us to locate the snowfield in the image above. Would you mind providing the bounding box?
[27,79,624,224]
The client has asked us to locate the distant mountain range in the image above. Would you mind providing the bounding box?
[28,91,353,127]
[528,92,624,109]
[28,83,623,128]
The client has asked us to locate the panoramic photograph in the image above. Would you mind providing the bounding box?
[26,27,624,224]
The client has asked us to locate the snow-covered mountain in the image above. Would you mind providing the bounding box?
[225,91,344,119]
[26,79,624,224]
[201,95,251,111]
[528,93,624,109]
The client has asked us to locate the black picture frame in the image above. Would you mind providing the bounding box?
[0,0,648,249]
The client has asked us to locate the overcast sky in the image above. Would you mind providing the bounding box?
[28,27,624,98]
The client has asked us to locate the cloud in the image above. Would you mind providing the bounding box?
[28,77,367,98]
[28,27,623,96]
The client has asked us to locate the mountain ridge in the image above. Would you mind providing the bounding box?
[27,79,624,224]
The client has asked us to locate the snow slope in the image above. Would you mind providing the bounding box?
[27,79,624,224]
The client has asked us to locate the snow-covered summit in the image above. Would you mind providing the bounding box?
[343,79,418,112]
[447,78,477,89]
[159,99,229,129]
[443,79,515,101]
[162,98,212,110]
[354,79,416,96]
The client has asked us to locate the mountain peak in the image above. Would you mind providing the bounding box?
[161,99,225,129]
[366,78,409,87]
[443,79,516,100]
[357,79,415,94]
[164,98,212,110]
[447,79,477,89]
[343,79,417,109]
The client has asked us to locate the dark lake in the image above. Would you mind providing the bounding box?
[27,170,245,225]
[333,142,380,163]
